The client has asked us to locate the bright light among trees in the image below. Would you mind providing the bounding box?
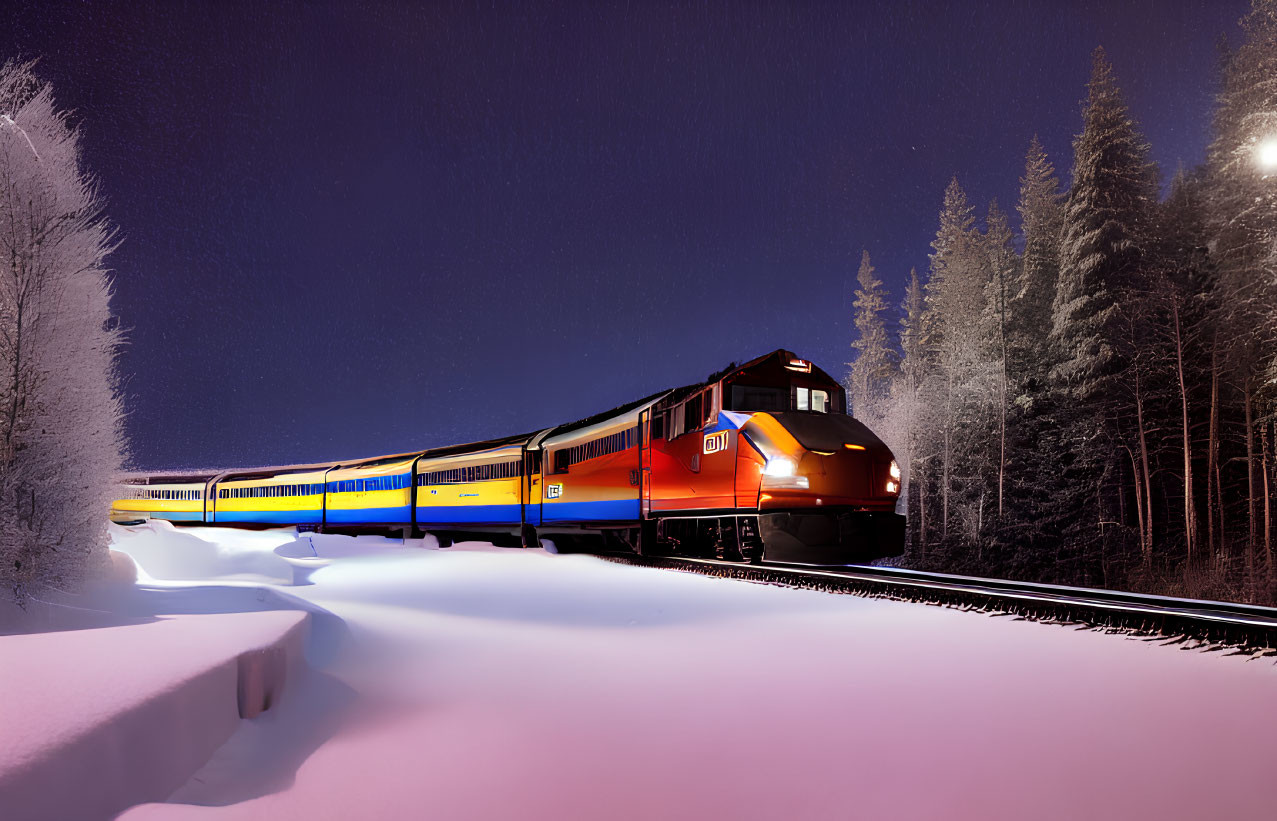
[1257,138,1277,170]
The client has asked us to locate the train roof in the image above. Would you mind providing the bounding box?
[119,349,824,483]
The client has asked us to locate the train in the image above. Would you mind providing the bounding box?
[111,349,905,564]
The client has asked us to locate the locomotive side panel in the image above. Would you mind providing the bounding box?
[542,415,643,524]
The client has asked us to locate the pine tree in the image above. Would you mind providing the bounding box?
[896,268,929,555]
[899,269,927,409]
[924,177,993,546]
[1012,136,1064,388]
[0,61,125,606]
[847,250,898,424]
[1052,47,1158,396]
[1051,47,1158,584]
[1151,170,1213,573]
[982,200,1017,519]
[1206,0,1277,596]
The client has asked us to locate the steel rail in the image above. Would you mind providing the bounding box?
[600,553,1277,651]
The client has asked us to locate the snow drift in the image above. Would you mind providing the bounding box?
[95,524,1277,821]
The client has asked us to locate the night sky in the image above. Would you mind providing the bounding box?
[2,0,1252,470]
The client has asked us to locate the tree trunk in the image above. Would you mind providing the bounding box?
[1126,445,1146,564]
[1135,366,1154,569]
[918,459,927,559]
[998,262,1008,520]
[1172,301,1197,568]
[1262,413,1272,596]
[942,371,952,542]
[1207,341,1219,559]
[1244,377,1257,596]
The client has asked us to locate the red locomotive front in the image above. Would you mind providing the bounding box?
[642,350,904,564]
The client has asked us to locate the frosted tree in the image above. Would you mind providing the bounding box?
[981,200,1017,518]
[1149,171,1213,574]
[0,61,125,606]
[846,250,898,425]
[1012,136,1063,387]
[1050,47,1157,578]
[924,177,994,545]
[895,268,931,554]
[1052,48,1157,395]
[1207,0,1277,594]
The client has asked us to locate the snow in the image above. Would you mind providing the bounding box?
[5,521,1276,820]
[0,606,307,821]
[86,522,1277,820]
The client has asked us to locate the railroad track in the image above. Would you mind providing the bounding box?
[599,552,1277,656]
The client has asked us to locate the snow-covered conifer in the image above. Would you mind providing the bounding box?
[846,250,898,423]
[0,61,125,606]
[923,177,994,544]
[1052,48,1158,396]
[1206,0,1277,593]
[982,200,1017,518]
[1012,136,1063,386]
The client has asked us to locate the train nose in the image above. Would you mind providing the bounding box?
[758,507,907,564]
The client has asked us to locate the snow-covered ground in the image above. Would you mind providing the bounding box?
[7,522,1277,820]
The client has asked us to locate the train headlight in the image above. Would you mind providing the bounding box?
[763,457,795,477]
[886,481,898,494]
[889,460,900,481]
[761,456,808,488]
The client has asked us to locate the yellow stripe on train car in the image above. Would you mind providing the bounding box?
[325,487,412,511]
[216,473,327,513]
[416,477,521,508]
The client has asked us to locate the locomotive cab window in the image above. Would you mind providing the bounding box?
[796,387,830,413]
[728,384,788,412]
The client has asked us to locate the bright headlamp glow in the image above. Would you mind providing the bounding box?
[886,481,898,494]
[889,460,901,481]
[1259,139,1277,170]
[763,457,795,477]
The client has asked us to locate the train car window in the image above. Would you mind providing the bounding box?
[652,412,666,440]
[685,393,702,434]
[552,449,569,474]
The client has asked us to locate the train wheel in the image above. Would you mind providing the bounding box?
[636,520,661,557]
[715,518,747,562]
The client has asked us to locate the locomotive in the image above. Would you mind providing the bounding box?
[111,350,904,564]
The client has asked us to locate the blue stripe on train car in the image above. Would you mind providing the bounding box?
[325,505,412,524]
[214,509,322,525]
[541,498,640,523]
[416,504,522,525]
[148,510,205,522]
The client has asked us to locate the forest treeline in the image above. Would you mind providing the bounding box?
[846,3,1277,603]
